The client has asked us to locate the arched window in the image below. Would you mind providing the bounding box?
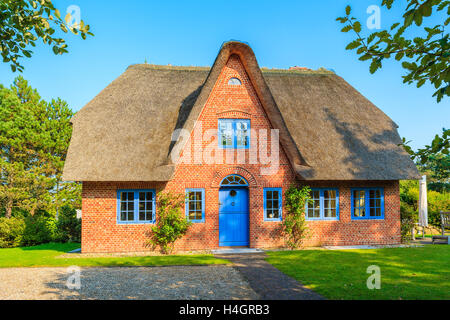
[228,77,242,85]
[220,174,248,187]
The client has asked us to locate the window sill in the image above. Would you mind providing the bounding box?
[117,220,155,225]
[188,220,205,223]
[306,218,339,221]
[264,218,282,222]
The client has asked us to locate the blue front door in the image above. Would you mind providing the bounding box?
[219,188,249,246]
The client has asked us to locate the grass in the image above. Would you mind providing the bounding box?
[0,243,229,268]
[266,245,450,300]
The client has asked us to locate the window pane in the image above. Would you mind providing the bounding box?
[219,121,233,147]
[355,207,365,217]
[273,199,279,209]
[272,209,280,219]
[313,209,320,218]
[236,121,249,147]
[324,208,336,218]
[272,190,279,199]
[127,211,133,220]
[313,199,320,209]
[324,190,336,199]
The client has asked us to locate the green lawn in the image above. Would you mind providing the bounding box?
[0,243,229,268]
[266,246,450,300]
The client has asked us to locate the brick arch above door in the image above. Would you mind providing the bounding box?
[210,167,258,188]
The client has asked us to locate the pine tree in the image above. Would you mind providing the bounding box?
[0,77,79,218]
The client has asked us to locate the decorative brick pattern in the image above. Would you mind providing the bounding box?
[81,55,401,253]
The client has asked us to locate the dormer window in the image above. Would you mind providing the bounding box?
[228,77,242,85]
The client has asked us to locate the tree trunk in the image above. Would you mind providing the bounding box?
[5,199,12,218]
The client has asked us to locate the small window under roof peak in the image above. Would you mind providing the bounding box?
[228,77,242,85]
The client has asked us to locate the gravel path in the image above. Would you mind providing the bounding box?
[0,266,259,300]
[215,253,325,300]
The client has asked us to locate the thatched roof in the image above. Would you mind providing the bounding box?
[63,41,419,181]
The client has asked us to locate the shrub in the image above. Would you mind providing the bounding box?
[0,217,25,248]
[55,205,81,242]
[147,191,191,254]
[400,202,416,242]
[281,185,311,249]
[21,215,57,246]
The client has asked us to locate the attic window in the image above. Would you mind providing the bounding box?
[228,77,242,85]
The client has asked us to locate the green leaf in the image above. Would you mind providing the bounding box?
[414,12,423,26]
[345,40,360,50]
[395,52,404,60]
[369,59,381,74]
[417,79,426,87]
[353,21,362,33]
[359,54,372,61]
[345,5,351,15]
[341,25,352,32]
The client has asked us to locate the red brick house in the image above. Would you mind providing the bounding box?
[62,41,419,253]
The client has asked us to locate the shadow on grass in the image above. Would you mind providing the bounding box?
[265,246,450,300]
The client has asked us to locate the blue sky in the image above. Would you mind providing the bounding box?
[0,0,448,150]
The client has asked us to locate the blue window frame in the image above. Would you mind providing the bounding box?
[117,189,155,224]
[218,119,250,149]
[351,188,384,220]
[305,188,339,220]
[185,188,205,223]
[264,188,282,221]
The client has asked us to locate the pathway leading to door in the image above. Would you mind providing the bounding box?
[214,252,325,300]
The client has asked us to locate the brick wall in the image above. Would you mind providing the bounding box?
[81,55,401,253]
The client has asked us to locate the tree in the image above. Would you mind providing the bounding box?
[0,77,79,218]
[0,0,93,72]
[337,1,449,160]
[337,1,449,102]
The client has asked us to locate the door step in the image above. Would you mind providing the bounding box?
[212,248,264,254]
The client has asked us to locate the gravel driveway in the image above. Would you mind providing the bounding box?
[0,266,258,300]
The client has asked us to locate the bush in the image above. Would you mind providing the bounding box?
[21,215,57,246]
[0,217,25,248]
[281,185,311,249]
[147,191,191,254]
[400,202,416,242]
[427,191,450,227]
[55,205,81,242]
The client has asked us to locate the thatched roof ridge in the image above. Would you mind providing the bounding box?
[62,41,419,181]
